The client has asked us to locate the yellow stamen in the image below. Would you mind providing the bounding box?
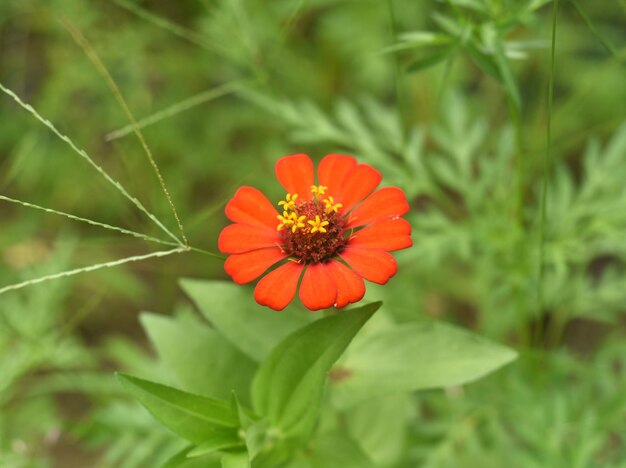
[323,196,343,213]
[278,193,299,211]
[291,215,306,233]
[310,185,328,197]
[308,215,329,234]
[276,210,294,231]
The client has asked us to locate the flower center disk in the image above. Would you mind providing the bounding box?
[276,187,346,264]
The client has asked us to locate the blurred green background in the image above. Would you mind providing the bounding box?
[1,0,625,466]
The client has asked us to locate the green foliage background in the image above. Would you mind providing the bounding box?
[0,0,624,466]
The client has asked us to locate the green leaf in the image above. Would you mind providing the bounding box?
[331,320,517,408]
[491,31,522,109]
[187,434,244,458]
[180,279,312,361]
[117,373,239,445]
[465,42,503,82]
[229,393,268,461]
[406,46,456,73]
[140,313,256,402]
[251,302,380,440]
[230,392,256,431]
[162,446,222,468]
[162,446,194,468]
[470,23,521,109]
[246,426,293,468]
[432,12,464,37]
[446,0,488,13]
[525,0,552,13]
[382,32,453,54]
[221,451,250,468]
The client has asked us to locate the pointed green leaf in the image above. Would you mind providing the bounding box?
[117,373,238,444]
[162,446,194,468]
[445,0,488,13]
[140,313,256,402]
[382,32,453,54]
[230,392,257,431]
[187,434,244,458]
[465,42,503,82]
[180,279,312,361]
[407,46,456,73]
[252,302,380,440]
[492,35,522,109]
[432,12,463,37]
[525,0,552,13]
[162,445,222,468]
[332,320,517,408]
[221,451,250,468]
[570,0,621,59]
[469,23,521,108]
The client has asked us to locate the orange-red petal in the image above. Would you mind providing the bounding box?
[254,261,303,311]
[275,154,314,201]
[339,248,398,284]
[325,260,365,308]
[348,218,412,252]
[299,263,338,311]
[218,224,281,254]
[224,248,286,285]
[346,187,409,228]
[225,186,279,229]
[317,154,357,197]
[334,164,382,213]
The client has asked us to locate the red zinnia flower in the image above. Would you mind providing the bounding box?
[218,154,412,311]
